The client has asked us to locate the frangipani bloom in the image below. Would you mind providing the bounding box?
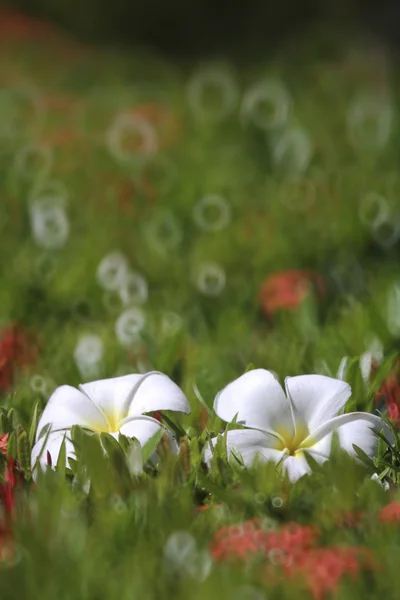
[31,372,190,471]
[204,369,388,483]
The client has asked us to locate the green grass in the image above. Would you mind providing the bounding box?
[1,19,400,600]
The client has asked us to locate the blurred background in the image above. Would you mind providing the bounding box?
[1,0,400,58]
[0,0,400,421]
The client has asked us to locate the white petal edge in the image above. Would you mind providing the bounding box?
[119,415,165,447]
[127,373,190,417]
[79,373,146,425]
[282,454,311,483]
[36,385,108,441]
[31,430,76,475]
[301,412,391,458]
[214,369,294,436]
[285,374,351,433]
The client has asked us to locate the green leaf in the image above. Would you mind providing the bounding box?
[352,444,375,469]
[141,428,164,464]
[126,438,143,477]
[17,427,31,474]
[56,434,67,477]
[192,381,213,416]
[29,402,40,447]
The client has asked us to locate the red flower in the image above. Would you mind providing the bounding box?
[379,501,400,524]
[259,270,325,318]
[375,362,400,424]
[0,459,22,569]
[285,546,372,600]
[0,435,8,456]
[210,519,319,562]
[0,324,37,394]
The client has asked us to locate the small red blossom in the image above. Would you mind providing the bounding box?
[210,519,319,562]
[379,501,400,524]
[0,324,38,393]
[0,435,8,456]
[0,459,23,569]
[259,270,325,318]
[375,361,400,424]
[284,546,373,600]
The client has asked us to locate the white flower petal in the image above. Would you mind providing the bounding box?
[214,369,293,435]
[285,374,351,432]
[119,415,164,446]
[337,417,385,458]
[203,429,284,467]
[36,385,108,440]
[282,454,311,482]
[127,372,190,416]
[79,373,145,424]
[31,430,75,472]
[302,412,390,459]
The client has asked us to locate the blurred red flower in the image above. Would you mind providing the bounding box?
[0,435,8,456]
[259,270,325,318]
[0,458,22,568]
[0,324,37,394]
[210,519,319,562]
[379,501,400,524]
[375,361,400,424]
[285,546,373,600]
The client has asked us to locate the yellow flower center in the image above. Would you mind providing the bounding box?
[275,421,314,457]
[90,411,122,434]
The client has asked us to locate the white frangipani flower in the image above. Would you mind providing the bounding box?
[204,369,389,483]
[32,371,190,471]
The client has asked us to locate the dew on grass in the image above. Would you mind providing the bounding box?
[107,112,158,166]
[346,93,393,151]
[268,547,289,566]
[164,531,197,568]
[193,194,231,232]
[145,211,183,253]
[29,198,70,250]
[371,215,400,249]
[115,307,146,346]
[14,142,52,181]
[160,311,183,337]
[109,494,127,514]
[73,334,104,380]
[359,192,389,228]
[271,495,284,508]
[187,65,239,121]
[29,374,50,397]
[194,262,226,296]
[271,126,313,179]
[254,492,267,505]
[118,271,148,306]
[185,549,212,582]
[96,252,130,292]
[164,531,212,581]
[241,79,291,130]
